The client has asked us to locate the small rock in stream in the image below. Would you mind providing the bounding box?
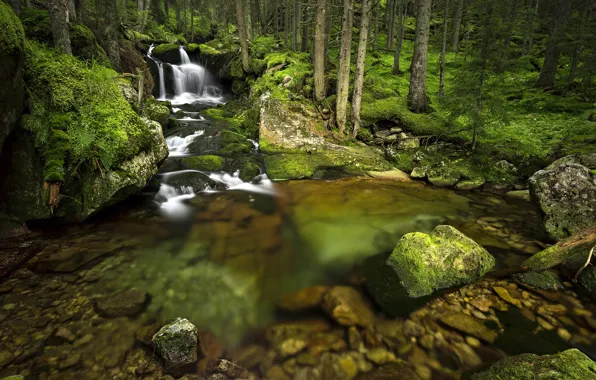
[94,289,149,318]
[152,317,198,369]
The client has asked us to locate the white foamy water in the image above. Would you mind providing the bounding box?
[156,184,195,219]
[166,130,204,157]
[208,171,276,196]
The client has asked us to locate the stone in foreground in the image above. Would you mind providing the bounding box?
[152,318,198,369]
[94,289,148,318]
[367,225,495,315]
[322,286,375,328]
[470,349,596,379]
[529,156,596,241]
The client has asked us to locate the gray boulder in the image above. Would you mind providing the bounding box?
[529,158,596,241]
[153,318,199,369]
[470,349,596,380]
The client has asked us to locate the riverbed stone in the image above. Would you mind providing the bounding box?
[470,349,596,379]
[277,286,329,312]
[321,286,375,328]
[506,190,531,201]
[513,270,564,291]
[439,313,497,343]
[152,318,198,369]
[410,166,428,179]
[94,290,148,318]
[455,177,486,191]
[355,362,422,379]
[529,159,596,241]
[367,225,495,313]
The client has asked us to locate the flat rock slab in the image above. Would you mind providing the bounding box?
[322,286,375,328]
[94,290,149,318]
[439,313,497,343]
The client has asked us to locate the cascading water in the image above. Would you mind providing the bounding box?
[146,45,272,219]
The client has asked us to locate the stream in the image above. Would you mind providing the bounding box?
[0,48,595,379]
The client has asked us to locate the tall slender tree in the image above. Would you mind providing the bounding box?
[351,0,372,138]
[407,0,431,113]
[313,0,328,101]
[392,0,406,74]
[98,0,121,70]
[451,0,463,51]
[336,0,353,133]
[439,0,449,96]
[538,0,572,89]
[236,0,251,72]
[49,0,72,55]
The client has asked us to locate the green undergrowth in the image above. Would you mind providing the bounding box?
[21,41,151,182]
[0,1,25,55]
[18,7,51,45]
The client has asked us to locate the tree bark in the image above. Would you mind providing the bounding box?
[68,0,77,22]
[407,0,431,113]
[9,0,21,14]
[49,0,72,55]
[526,0,540,54]
[451,0,463,52]
[292,0,299,50]
[313,0,327,101]
[538,0,572,89]
[245,0,253,40]
[98,0,121,70]
[351,0,371,138]
[386,0,396,49]
[284,0,290,46]
[439,0,449,96]
[335,0,353,133]
[236,0,251,72]
[568,0,590,87]
[392,0,405,74]
[372,0,379,51]
[301,0,310,52]
[274,0,279,38]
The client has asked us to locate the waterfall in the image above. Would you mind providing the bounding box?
[179,46,191,64]
[166,130,205,157]
[157,63,166,100]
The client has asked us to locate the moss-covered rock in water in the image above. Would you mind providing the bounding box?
[145,98,171,127]
[19,7,52,44]
[180,155,225,171]
[427,168,461,188]
[470,349,596,379]
[0,41,168,222]
[151,43,182,64]
[529,157,596,241]
[260,95,392,180]
[367,225,495,315]
[69,24,109,64]
[0,1,25,154]
[152,318,198,369]
[512,270,564,291]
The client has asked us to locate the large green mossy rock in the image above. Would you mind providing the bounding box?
[19,7,52,44]
[0,2,25,154]
[470,349,596,379]
[69,24,109,64]
[259,95,392,180]
[0,42,168,223]
[180,155,226,171]
[529,156,596,241]
[367,225,495,316]
[151,43,182,64]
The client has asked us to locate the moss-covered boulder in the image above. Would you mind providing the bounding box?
[19,7,52,44]
[180,155,226,171]
[69,24,109,64]
[151,43,182,64]
[427,168,461,188]
[145,98,171,127]
[0,1,25,154]
[470,349,596,379]
[512,270,564,291]
[198,38,239,81]
[367,225,495,316]
[260,95,393,180]
[0,42,168,223]
[529,156,596,240]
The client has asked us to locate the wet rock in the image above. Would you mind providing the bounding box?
[206,358,249,379]
[470,349,596,379]
[375,130,392,139]
[277,338,307,358]
[410,166,428,179]
[277,286,329,312]
[397,138,421,150]
[135,323,161,347]
[455,177,486,191]
[506,190,531,201]
[47,327,77,345]
[427,168,461,188]
[493,287,521,308]
[322,286,375,328]
[365,348,397,365]
[0,376,25,380]
[367,226,495,315]
[152,318,198,369]
[367,169,413,182]
[529,159,596,240]
[0,350,14,366]
[232,345,266,370]
[513,271,564,291]
[94,290,148,318]
[355,362,422,379]
[439,313,496,343]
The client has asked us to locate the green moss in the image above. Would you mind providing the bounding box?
[181,155,226,171]
[512,271,563,291]
[22,41,151,183]
[0,1,25,56]
[152,43,179,56]
[69,24,109,64]
[19,7,51,44]
[185,43,200,53]
[249,36,278,59]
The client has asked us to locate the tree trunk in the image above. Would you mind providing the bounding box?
[98,0,121,70]
[451,0,463,52]
[372,0,378,51]
[392,0,405,74]
[274,0,279,38]
[538,0,572,89]
[568,0,590,87]
[314,0,327,101]
[190,7,195,41]
[68,0,77,22]
[335,0,353,133]
[407,0,431,113]
[386,0,396,49]
[526,0,540,54]
[439,0,449,96]
[140,0,152,32]
[49,0,72,55]
[301,0,310,52]
[292,0,299,50]
[245,0,253,40]
[138,0,144,12]
[284,0,290,46]
[236,0,251,72]
[254,0,264,35]
[351,0,371,138]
